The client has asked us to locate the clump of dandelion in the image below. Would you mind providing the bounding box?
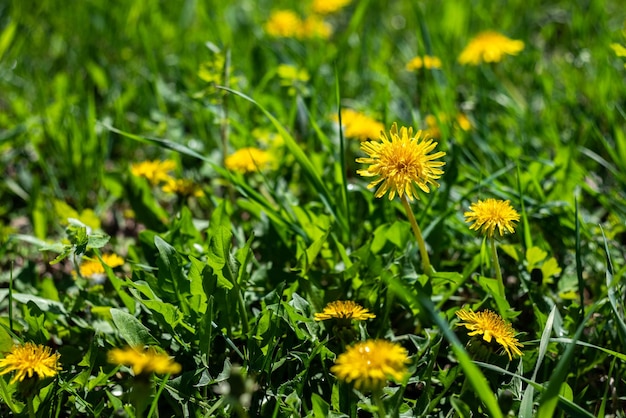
[332,339,409,415]
[108,346,181,376]
[464,198,520,301]
[458,31,524,65]
[456,308,523,360]
[406,55,442,71]
[225,148,272,174]
[0,342,61,384]
[314,300,376,321]
[130,160,176,186]
[356,122,446,275]
[334,109,384,141]
[311,0,352,15]
[161,178,204,198]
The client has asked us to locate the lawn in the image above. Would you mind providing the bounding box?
[1,0,626,416]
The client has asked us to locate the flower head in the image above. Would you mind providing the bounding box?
[314,301,376,321]
[458,31,524,65]
[356,122,446,201]
[0,342,61,384]
[225,147,272,174]
[265,10,302,38]
[108,346,181,376]
[464,198,520,237]
[130,160,176,185]
[456,309,523,360]
[78,254,124,278]
[331,339,409,391]
[311,0,352,15]
[161,178,204,197]
[334,109,385,141]
[406,55,442,71]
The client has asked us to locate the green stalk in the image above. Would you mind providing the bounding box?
[490,237,505,299]
[372,389,387,418]
[401,195,433,276]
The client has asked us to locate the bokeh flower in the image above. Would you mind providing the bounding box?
[334,109,384,141]
[311,0,352,15]
[130,160,176,186]
[0,342,61,384]
[314,300,376,321]
[423,113,472,139]
[78,253,124,278]
[456,308,523,360]
[225,147,272,174]
[301,15,332,39]
[265,10,302,38]
[162,178,204,197]
[458,31,524,65]
[406,55,442,71]
[464,198,520,237]
[356,122,446,200]
[108,346,181,376]
[331,339,409,391]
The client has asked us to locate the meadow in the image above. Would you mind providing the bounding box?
[1,0,626,416]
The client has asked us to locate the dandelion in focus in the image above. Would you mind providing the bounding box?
[464,198,520,238]
[0,342,61,384]
[456,308,523,360]
[331,339,409,391]
[458,31,524,65]
[314,301,375,321]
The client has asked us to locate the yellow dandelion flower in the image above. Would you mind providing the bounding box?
[108,346,181,375]
[225,147,272,174]
[456,113,472,131]
[161,178,204,197]
[314,301,376,321]
[456,309,523,360]
[78,254,124,278]
[464,198,520,237]
[0,342,61,384]
[265,10,302,38]
[311,0,352,15]
[130,160,176,185]
[458,31,524,65]
[334,109,385,141]
[356,122,446,201]
[301,15,332,39]
[406,55,442,71]
[331,339,409,391]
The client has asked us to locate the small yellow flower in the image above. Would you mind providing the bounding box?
[130,160,176,185]
[108,346,181,376]
[464,198,520,237]
[331,339,409,391]
[311,0,352,15]
[161,178,204,197]
[314,301,376,321]
[78,254,124,278]
[277,64,310,84]
[334,109,385,141]
[265,10,302,38]
[456,113,472,131]
[455,309,523,360]
[225,147,272,174]
[406,55,442,71]
[356,122,446,201]
[458,31,524,65]
[301,15,332,40]
[0,342,61,384]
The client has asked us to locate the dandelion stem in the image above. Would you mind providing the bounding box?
[26,397,35,418]
[372,389,387,418]
[490,238,505,298]
[401,195,433,276]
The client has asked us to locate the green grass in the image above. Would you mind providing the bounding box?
[1,0,626,416]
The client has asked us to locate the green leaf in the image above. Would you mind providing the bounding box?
[525,246,547,271]
[110,308,158,346]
